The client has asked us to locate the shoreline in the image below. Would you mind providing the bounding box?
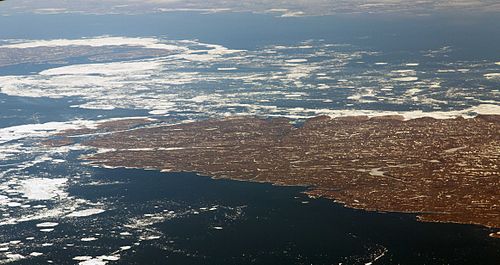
[50,114,500,235]
[82,161,500,239]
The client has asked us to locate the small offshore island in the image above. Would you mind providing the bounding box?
[53,115,500,236]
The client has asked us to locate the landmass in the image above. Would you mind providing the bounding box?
[54,115,499,232]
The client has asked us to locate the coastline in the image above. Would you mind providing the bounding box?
[45,114,500,236]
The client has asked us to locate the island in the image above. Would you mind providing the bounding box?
[53,115,500,233]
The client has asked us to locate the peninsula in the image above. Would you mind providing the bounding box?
[55,115,500,232]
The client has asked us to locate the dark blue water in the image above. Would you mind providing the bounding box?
[3,166,498,265]
[0,94,150,128]
[101,169,499,265]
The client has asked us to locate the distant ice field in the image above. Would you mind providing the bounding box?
[0,36,498,122]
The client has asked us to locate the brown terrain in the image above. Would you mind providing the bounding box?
[56,115,500,233]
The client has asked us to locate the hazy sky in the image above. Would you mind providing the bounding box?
[2,0,499,15]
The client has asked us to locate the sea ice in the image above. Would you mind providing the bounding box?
[484,73,500,79]
[73,256,93,261]
[391,76,418,82]
[19,178,68,200]
[0,36,185,51]
[36,222,59,228]
[67,209,105,218]
[285,59,308,63]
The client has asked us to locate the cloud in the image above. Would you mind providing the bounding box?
[1,0,499,15]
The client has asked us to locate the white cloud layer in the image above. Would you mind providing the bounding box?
[2,0,499,15]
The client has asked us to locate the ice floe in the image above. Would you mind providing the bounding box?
[66,209,106,218]
[73,256,94,261]
[78,258,107,265]
[73,254,120,265]
[484,73,500,79]
[0,36,186,51]
[217,67,238,71]
[40,60,161,77]
[4,253,25,262]
[7,202,22,207]
[285,58,308,63]
[391,76,418,82]
[36,222,59,228]
[0,120,97,145]
[19,178,68,200]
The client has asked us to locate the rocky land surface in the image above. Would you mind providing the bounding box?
[53,115,500,235]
